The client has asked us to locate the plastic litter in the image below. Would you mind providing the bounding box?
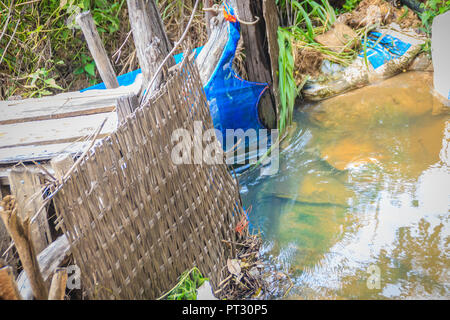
[303,23,426,101]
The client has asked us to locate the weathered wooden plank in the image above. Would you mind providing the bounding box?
[76,11,119,89]
[0,86,140,125]
[0,141,100,165]
[0,112,117,150]
[196,12,230,85]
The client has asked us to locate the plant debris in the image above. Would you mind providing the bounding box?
[342,0,421,29]
[216,234,266,300]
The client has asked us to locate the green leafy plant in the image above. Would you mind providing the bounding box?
[24,62,65,98]
[342,0,362,13]
[159,267,209,300]
[419,0,450,34]
[74,53,97,84]
[277,27,297,134]
[0,0,129,99]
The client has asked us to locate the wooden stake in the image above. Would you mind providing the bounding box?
[0,195,48,300]
[116,94,138,124]
[126,0,174,92]
[235,0,277,129]
[17,234,70,300]
[76,11,119,89]
[8,168,51,254]
[0,266,22,300]
[48,268,67,300]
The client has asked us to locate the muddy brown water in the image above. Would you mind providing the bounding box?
[239,71,449,299]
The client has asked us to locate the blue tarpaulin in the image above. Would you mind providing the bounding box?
[80,46,203,92]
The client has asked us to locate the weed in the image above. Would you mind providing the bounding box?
[419,0,450,35]
[278,27,297,134]
[159,267,209,300]
[342,0,362,12]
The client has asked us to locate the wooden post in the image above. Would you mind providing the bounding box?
[48,268,67,300]
[8,168,51,254]
[17,234,70,300]
[263,0,281,125]
[0,266,22,300]
[235,0,278,129]
[203,0,215,37]
[50,154,74,182]
[127,0,174,92]
[117,94,139,124]
[76,11,119,89]
[0,195,48,300]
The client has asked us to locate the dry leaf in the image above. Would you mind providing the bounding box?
[227,259,241,276]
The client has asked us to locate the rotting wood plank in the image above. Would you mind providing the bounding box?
[0,112,117,150]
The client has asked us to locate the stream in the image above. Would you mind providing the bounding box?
[239,71,450,299]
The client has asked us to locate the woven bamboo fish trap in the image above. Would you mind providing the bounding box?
[53,59,244,299]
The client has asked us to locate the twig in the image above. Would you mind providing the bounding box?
[0,0,13,45]
[112,29,134,63]
[15,0,41,7]
[0,17,20,65]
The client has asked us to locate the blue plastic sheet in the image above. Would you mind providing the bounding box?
[80,47,203,92]
[358,31,411,69]
[203,3,268,138]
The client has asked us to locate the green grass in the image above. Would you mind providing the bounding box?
[0,0,205,99]
[158,267,209,300]
[0,0,129,98]
[342,0,362,12]
[278,27,297,134]
[419,0,450,34]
